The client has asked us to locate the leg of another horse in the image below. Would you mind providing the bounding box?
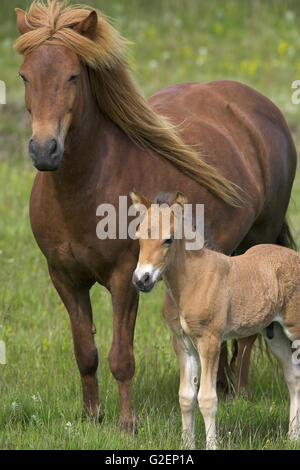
[173,334,199,449]
[263,324,300,439]
[108,268,139,432]
[217,341,232,395]
[234,335,257,396]
[197,334,221,450]
[49,269,102,420]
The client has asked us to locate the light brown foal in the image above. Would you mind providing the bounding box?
[131,191,300,449]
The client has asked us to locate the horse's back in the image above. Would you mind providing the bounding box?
[233,244,300,297]
[225,244,300,338]
[150,80,294,137]
[150,80,296,175]
[236,243,300,268]
[150,81,297,245]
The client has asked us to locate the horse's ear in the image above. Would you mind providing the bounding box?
[174,192,187,208]
[130,191,151,210]
[73,10,98,40]
[15,8,32,35]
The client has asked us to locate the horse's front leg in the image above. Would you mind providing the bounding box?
[173,334,199,449]
[49,267,102,420]
[197,333,221,450]
[108,267,139,432]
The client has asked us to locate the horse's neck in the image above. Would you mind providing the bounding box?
[163,242,213,306]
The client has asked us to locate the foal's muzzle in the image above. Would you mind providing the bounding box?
[132,271,155,293]
[29,137,64,171]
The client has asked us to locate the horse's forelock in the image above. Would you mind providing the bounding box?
[14,0,127,70]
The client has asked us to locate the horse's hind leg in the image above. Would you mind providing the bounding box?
[49,268,102,421]
[263,323,300,439]
[233,335,258,396]
[173,334,199,449]
[216,342,233,396]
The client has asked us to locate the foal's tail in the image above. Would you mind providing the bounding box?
[276,217,297,251]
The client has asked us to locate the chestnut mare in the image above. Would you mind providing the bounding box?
[15,1,296,431]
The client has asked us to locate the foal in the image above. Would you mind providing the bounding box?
[130,191,300,450]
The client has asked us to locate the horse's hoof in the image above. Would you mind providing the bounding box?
[234,386,251,400]
[217,380,231,398]
[119,414,140,435]
[82,406,104,423]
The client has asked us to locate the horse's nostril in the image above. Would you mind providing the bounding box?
[142,273,150,284]
[49,138,58,155]
[29,137,39,156]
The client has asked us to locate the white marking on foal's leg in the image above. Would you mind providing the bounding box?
[264,323,300,440]
[173,334,199,449]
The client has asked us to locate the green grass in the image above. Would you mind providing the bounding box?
[1,0,300,449]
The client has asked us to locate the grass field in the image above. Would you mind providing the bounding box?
[1,0,300,450]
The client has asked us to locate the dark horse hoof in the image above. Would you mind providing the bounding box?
[217,378,234,399]
[217,380,230,397]
[82,407,105,424]
[119,414,141,435]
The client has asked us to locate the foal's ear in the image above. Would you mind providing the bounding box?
[174,192,187,209]
[130,191,151,211]
[73,10,98,40]
[15,8,32,35]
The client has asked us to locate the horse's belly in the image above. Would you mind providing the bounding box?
[223,306,278,340]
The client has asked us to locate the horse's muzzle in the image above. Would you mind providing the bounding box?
[29,137,64,171]
[132,271,155,293]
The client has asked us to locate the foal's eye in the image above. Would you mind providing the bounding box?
[68,74,80,83]
[19,73,28,84]
[163,237,174,246]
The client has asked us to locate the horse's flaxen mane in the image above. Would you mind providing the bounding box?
[14,0,243,206]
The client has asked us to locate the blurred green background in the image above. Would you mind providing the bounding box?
[0,0,300,449]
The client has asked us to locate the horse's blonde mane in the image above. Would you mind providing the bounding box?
[14,0,242,206]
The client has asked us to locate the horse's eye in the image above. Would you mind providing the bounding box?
[163,237,174,246]
[68,74,80,83]
[19,73,28,84]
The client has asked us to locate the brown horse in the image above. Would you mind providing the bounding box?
[14,1,296,431]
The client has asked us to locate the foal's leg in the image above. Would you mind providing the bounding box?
[197,333,221,450]
[49,269,102,420]
[263,323,300,439]
[173,334,199,449]
[108,266,139,433]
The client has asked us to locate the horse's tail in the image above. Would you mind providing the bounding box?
[276,217,297,250]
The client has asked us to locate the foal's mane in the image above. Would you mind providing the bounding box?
[154,192,217,251]
[14,0,242,206]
